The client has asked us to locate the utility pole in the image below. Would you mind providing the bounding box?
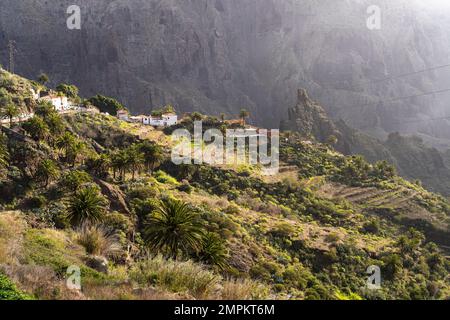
[8,40,15,74]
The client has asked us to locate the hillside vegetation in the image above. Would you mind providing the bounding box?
[0,70,449,300]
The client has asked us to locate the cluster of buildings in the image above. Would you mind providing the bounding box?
[33,88,179,128]
[1,89,79,125]
[116,109,178,127]
[2,84,178,128]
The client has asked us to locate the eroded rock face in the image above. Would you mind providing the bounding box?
[281,89,450,196]
[281,88,342,145]
[1,0,450,143]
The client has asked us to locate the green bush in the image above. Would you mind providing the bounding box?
[103,211,134,234]
[0,273,32,300]
[61,170,93,192]
[88,95,127,115]
[56,83,79,98]
[153,170,179,185]
[362,219,381,234]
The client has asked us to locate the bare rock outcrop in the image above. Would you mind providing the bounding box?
[94,178,130,215]
[281,89,342,145]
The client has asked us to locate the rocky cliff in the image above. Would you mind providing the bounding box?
[280,88,343,147]
[1,0,450,146]
[281,87,450,195]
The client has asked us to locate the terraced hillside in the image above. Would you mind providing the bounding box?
[0,70,449,300]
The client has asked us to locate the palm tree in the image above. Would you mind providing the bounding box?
[190,112,203,121]
[36,159,60,187]
[56,132,76,161]
[37,73,49,85]
[0,134,9,170]
[239,109,250,126]
[162,104,175,114]
[1,103,20,127]
[35,101,55,119]
[46,113,65,136]
[138,141,163,173]
[67,185,108,226]
[126,145,144,180]
[144,198,204,259]
[198,232,229,270]
[372,160,396,180]
[86,154,111,179]
[111,150,128,180]
[220,113,226,122]
[66,140,85,167]
[22,116,50,141]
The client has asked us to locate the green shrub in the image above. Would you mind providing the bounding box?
[197,232,229,270]
[0,272,32,300]
[88,95,127,115]
[325,232,341,243]
[153,170,179,185]
[56,83,79,98]
[126,185,158,201]
[177,180,193,194]
[103,211,134,234]
[362,219,381,234]
[61,170,93,192]
[25,195,46,209]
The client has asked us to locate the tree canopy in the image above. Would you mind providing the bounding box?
[88,95,127,115]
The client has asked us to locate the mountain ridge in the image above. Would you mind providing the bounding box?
[281,87,450,196]
[2,0,450,148]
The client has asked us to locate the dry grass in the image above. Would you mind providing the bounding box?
[75,223,122,258]
[81,281,185,300]
[0,212,27,265]
[221,278,269,300]
[130,255,220,299]
[1,264,84,300]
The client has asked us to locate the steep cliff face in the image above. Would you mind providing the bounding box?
[1,0,450,144]
[281,88,450,195]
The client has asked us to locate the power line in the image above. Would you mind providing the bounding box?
[349,87,450,127]
[370,63,450,84]
[361,115,450,128]
[344,87,450,112]
[380,87,450,104]
[321,62,450,88]
[400,116,450,125]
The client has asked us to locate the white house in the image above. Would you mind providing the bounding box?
[148,113,178,127]
[39,94,70,111]
[30,88,40,100]
[142,116,151,125]
[129,115,145,123]
[162,113,178,126]
[117,109,130,121]
[116,110,178,127]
